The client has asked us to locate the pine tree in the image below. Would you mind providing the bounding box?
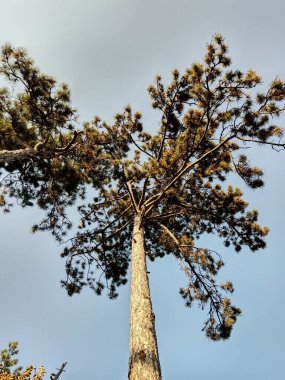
[2,35,285,379]
[0,341,45,380]
[0,44,84,214]
[0,342,66,380]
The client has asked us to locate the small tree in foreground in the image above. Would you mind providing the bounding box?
[2,36,285,379]
[0,342,67,380]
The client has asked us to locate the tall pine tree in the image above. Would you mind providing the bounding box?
[2,36,285,379]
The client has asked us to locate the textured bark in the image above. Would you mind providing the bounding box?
[128,214,161,380]
[0,133,79,164]
[0,148,36,163]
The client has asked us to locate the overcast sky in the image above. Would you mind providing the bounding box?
[0,1,285,379]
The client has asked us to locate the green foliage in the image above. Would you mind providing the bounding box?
[0,342,47,380]
[0,342,22,375]
[0,44,86,223]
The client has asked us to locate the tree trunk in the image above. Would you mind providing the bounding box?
[128,213,161,380]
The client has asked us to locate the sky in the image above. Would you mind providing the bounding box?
[0,0,285,379]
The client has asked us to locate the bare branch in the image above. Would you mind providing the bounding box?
[236,136,285,149]
[138,178,148,209]
[125,181,139,213]
[50,362,67,380]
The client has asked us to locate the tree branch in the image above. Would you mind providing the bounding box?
[138,178,148,209]
[50,362,67,380]
[0,132,81,163]
[0,147,34,163]
[125,181,139,213]
[55,131,82,153]
[158,222,223,324]
[236,136,285,149]
[143,135,234,215]
[148,211,183,220]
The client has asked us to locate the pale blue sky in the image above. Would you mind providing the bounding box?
[0,1,285,379]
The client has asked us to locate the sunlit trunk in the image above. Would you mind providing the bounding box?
[128,213,161,380]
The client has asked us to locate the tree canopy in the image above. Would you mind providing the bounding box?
[1,35,285,378]
[0,44,85,215]
[32,34,284,341]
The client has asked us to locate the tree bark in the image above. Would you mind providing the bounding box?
[0,148,36,163]
[128,213,161,380]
